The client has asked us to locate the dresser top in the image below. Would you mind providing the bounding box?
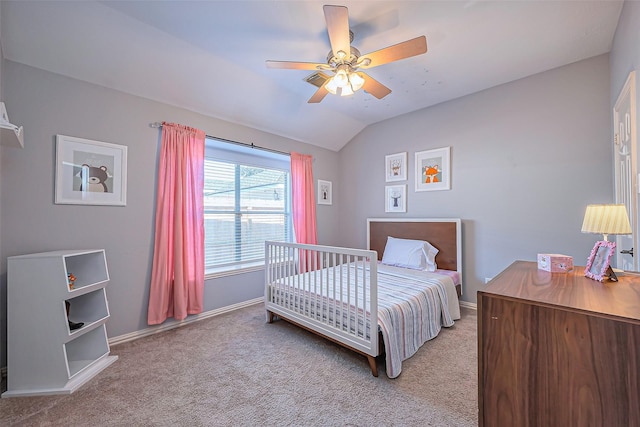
[479,260,640,322]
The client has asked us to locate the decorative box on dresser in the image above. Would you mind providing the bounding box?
[478,260,640,427]
[2,249,117,397]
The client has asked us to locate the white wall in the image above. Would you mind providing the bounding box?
[338,55,612,303]
[0,61,341,367]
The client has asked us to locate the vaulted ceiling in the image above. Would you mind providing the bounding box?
[0,1,624,151]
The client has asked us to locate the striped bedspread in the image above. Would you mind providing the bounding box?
[376,264,455,378]
[267,263,457,378]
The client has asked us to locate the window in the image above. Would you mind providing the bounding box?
[204,138,292,275]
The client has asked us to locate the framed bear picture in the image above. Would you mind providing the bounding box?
[55,135,128,206]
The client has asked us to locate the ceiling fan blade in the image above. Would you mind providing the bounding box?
[266,60,328,70]
[358,72,392,99]
[358,36,427,69]
[323,5,351,59]
[308,85,330,104]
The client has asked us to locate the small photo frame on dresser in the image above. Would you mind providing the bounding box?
[585,240,617,282]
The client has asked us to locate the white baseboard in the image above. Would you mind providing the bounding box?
[1,296,474,379]
[0,299,264,380]
[108,297,263,347]
[459,300,477,310]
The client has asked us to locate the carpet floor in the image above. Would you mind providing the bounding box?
[0,303,478,426]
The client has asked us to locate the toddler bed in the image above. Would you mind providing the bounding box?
[264,218,462,378]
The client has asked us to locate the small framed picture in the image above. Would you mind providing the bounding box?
[55,135,128,206]
[415,146,451,192]
[385,152,407,182]
[385,185,406,213]
[317,179,332,205]
[585,240,617,282]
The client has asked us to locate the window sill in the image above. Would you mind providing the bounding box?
[205,261,265,280]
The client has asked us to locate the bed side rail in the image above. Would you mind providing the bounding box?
[264,241,378,357]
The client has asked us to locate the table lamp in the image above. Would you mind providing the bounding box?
[581,204,632,241]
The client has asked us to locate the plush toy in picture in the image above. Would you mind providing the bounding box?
[79,164,109,192]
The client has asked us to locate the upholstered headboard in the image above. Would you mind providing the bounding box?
[367,218,462,276]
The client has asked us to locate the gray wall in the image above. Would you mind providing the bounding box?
[338,54,613,303]
[0,61,341,367]
[611,1,640,105]
[3,2,638,370]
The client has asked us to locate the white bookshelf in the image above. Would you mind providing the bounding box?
[2,249,117,397]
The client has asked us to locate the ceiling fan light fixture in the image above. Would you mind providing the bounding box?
[349,72,365,91]
[325,77,340,95]
[334,65,350,87]
[339,84,354,97]
[326,68,362,97]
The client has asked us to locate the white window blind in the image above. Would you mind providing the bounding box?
[204,139,292,273]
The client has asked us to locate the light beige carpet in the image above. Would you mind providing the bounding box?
[0,303,478,426]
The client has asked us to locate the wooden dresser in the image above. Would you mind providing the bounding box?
[478,261,640,427]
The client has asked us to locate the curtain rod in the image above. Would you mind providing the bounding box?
[150,122,290,157]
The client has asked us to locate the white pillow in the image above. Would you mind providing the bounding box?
[422,240,439,272]
[381,236,439,271]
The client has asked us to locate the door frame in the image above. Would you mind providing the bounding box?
[613,71,637,271]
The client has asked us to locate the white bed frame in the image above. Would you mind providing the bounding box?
[264,218,462,377]
[265,241,380,374]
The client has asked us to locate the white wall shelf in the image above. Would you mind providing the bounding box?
[0,102,24,148]
[2,249,117,397]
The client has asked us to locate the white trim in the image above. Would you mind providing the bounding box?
[2,296,475,379]
[205,263,264,279]
[0,299,265,378]
[459,300,477,310]
[613,70,637,271]
[2,296,476,378]
[108,298,263,347]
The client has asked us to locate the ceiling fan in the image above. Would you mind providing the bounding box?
[266,5,428,103]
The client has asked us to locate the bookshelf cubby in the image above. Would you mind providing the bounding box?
[2,249,118,397]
